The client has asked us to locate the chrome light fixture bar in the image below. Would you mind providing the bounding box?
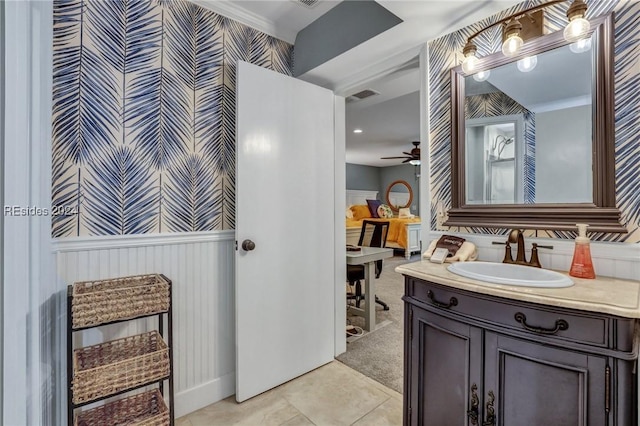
[461,0,590,74]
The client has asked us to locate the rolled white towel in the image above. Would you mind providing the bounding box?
[423,240,478,262]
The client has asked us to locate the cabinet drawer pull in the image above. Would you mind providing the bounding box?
[514,312,569,335]
[467,383,479,425]
[427,290,458,309]
[482,390,496,426]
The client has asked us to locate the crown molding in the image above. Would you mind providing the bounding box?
[320,44,422,95]
[190,0,296,43]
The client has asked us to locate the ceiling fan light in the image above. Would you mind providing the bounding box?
[409,159,421,166]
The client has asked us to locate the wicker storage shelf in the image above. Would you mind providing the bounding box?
[71,274,170,329]
[74,389,169,426]
[72,331,170,405]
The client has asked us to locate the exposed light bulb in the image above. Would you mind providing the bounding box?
[462,55,478,74]
[564,17,590,42]
[517,55,538,72]
[570,37,592,53]
[502,34,523,57]
[472,70,491,82]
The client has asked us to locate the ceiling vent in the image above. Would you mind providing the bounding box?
[346,89,380,103]
[293,0,321,8]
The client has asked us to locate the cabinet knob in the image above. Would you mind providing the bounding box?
[241,239,256,251]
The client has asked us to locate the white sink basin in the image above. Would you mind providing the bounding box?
[447,262,574,288]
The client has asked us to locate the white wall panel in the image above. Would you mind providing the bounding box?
[54,231,236,418]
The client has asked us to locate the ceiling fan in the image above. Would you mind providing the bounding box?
[381,141,421,165]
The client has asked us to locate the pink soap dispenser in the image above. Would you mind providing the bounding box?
[569,223,595,279]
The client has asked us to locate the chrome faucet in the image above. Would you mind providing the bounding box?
[492,229,553,268]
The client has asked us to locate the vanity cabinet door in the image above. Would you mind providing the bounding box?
[407,307,483,426]
[483,332,608,426]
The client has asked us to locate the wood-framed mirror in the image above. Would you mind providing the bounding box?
[446,14,625,233]
[386,180,413,212]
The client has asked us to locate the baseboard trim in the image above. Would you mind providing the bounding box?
[52,230,235,253]
[174,372,236,419]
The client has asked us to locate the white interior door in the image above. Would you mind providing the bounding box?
[235,61,337,402]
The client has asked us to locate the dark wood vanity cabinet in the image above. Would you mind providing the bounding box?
[403,277,638,426]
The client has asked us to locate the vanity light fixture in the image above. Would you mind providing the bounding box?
[461,0,590,74]
[502,19,524,57]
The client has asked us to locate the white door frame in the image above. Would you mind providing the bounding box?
[3,1,54,425]
[330,44,430,356]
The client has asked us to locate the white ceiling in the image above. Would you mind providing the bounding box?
[196,0,523,166]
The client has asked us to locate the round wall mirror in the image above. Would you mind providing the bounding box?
[385,180,413,212]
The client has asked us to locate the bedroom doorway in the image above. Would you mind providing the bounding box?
[337,49,427,394]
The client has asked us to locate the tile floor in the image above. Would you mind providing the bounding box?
[176,361,403,426]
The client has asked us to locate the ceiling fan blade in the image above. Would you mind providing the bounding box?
[402,158,412,163]
[402,152,412,156]
[381,156,410,159]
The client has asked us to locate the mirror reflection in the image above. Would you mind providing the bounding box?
[463,33,594,205]
[385,180,413,211]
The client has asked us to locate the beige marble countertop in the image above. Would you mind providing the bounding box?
[396,260,640,318]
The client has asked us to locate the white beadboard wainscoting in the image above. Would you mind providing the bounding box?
[427,231,640,280]
[53,231,236,419]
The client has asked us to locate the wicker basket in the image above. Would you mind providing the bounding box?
[71,274,170,329]
[72,331,170,404]
[74,389,169,426]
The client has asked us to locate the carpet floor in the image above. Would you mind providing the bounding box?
[337,253,419,394]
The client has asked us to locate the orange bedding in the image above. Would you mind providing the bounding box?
[346,217,420,249]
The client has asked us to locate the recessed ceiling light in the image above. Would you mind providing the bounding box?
[353,129,363,134]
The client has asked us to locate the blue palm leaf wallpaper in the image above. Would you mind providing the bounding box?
[52,0,293,236]
[164,154,222,232]
[428,0,640,242]
[84,146,159,235]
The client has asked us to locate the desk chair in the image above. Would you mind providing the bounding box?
[347,220,390,311]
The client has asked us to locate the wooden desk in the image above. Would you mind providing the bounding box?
[346,247,394,331]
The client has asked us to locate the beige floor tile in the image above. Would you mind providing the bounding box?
[175,416,194,426]
[279,413,315,425]
[352,396,403,426]
[186,391,302,426]
[339,362,403,402]
[277,361,391,426]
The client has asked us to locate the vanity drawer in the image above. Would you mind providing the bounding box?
[406,278,611,348]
